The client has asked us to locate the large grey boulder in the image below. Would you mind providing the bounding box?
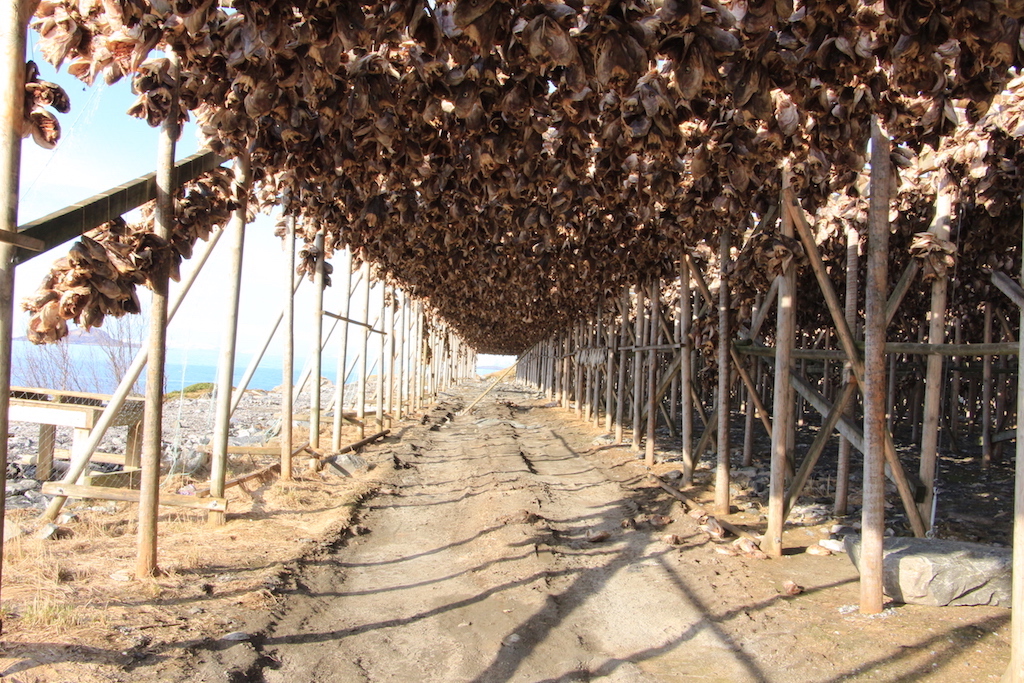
[845,535,1010,608]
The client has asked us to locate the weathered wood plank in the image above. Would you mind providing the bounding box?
[41,482,227,511]
[14,150,224,265]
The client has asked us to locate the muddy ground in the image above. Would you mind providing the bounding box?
[0,379,1013,682]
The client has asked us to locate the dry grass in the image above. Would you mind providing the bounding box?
[0,421,389,663]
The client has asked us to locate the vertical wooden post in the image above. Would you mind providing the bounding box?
[209,147,252,527]
[836,225,859,515]
[396,291,406,421]
[646,279,660,466]
[331,249,353,451]
[592,301,604,427]
[557,333,565,403]
[983,302,994,467]
[593,301,598,423]
[860,116,891,614]
[384,286,396,427]
[376,285,386,430]
[1005,197,1024,683]
[309,228,326,450]
[716,231,732,515]
[632,285,646,451]
[951,316,962,437]
[764,173,797,557]
[565,327,573,409]
[0,3,30,625]
[605,306,616,433]
[281,218,296,479]
[680,260,695,484]
[136,50,179,576]
[356,263,371,439]
[574,322,584,418]
[412,302,422,410]
[615,289,630,443]
[918,173,952,527]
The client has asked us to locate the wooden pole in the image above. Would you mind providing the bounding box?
[983,302,994,467]
[0,16,30,619]
[136,49,179,577]
[860,116,891,614]
[384,286,396,427]
[646,279,660,466]
[632,285,646,451]
[763,172,798,557]
[951,317,962,437]
[209,147,252,526]
[680,260,695,484]
[615,289,630,443]
[331,249,353,451]
[281,217,296,479]
[836,225,860,515]
[376,283,386,430]
[716,232,732,514]
[309,228,326,449]
[593,300,604,427]
[605,305,616,432]
[918,173,952,527]
[396,290,406,420]
[356,262,370,438]
[572,322,582,417]
[1004,197,1024,683]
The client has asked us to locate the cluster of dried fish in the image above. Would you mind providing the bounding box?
[22,61,69,149]
[23,169,236,343]
[26,0,1024,353]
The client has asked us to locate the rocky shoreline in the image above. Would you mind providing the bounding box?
[5,377,380,511]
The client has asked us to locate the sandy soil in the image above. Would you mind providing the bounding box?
[0,379,1012,682]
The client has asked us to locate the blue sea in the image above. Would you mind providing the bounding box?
[11,340,515,396]
[12,341,312,395]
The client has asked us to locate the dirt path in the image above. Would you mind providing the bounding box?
[173,379,1010,683]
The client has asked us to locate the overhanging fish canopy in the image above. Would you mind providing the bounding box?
[21,0,1024,353]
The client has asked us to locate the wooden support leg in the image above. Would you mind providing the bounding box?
[983,302,994,467]
[918,173,952,529]
[632,286,646,450]
[646,280,660,466]
[37,424,55,482]
[125,419,143,470]
[615,290,630,443]
[680,261,695,484]
[282,217,296,478]
[860,116,890,615]
[716,232,731,515]
[836,224,860,516]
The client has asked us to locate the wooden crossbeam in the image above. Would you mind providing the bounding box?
[323,311,386,334]
[41,482,227,512]
[194,463,280,498]
[14,150,224,265]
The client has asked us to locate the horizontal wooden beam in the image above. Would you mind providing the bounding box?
[194,463,280,498]
[41,482,227,511]
[735,340,1019,359]
[14,150,225,265]
[0,229,44,251]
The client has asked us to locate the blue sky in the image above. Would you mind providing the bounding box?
[16,37,514,373]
